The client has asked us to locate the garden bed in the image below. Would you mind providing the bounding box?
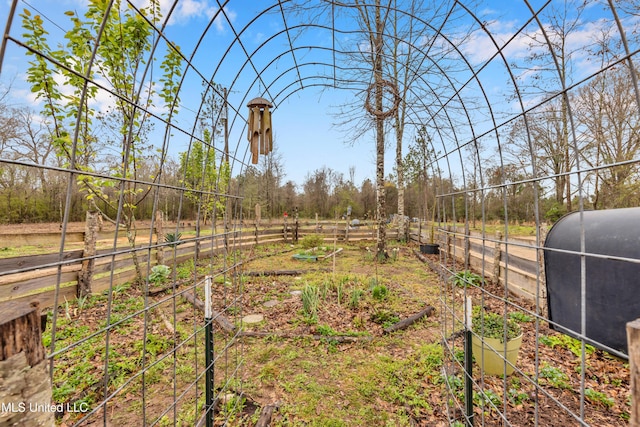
[41,242,629,426]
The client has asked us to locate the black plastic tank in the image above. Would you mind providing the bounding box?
[543,207,640,356]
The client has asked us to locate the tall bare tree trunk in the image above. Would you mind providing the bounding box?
[396,123,406,241]
[562,95,572,212]
[374,0,387,260]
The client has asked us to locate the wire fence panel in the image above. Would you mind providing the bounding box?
[1,0,639,426]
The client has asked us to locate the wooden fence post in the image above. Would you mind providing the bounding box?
[294,207,299,243]
[78,211,99,298]
[283,214,288,242]
[255,204,261,245]
[493,230,502,284]
[627,319,640,427]
[0,302,54,426]
[537,225,549,315]
[253,222,259,245]
[464,223,471,269]
[155,210,164,266]
[345,209,351,242]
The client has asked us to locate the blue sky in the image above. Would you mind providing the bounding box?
[0,0,628,189]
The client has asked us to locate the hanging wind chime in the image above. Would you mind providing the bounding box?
[247,97,273,164]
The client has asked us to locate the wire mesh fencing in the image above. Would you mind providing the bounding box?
[1,0,639,426]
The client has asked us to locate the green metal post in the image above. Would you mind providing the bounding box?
[204,277,214,427]
[464,296,474,426]
[465,329,474,426]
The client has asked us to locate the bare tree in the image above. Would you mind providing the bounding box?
[576,66,640,208]
[302,166,337,218]
[512,0,589,212]
[258,145,286,217]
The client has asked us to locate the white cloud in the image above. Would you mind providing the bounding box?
[131,0,235,31]
[209,6,237,34]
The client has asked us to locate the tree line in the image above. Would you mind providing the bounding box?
[1,0,639,230]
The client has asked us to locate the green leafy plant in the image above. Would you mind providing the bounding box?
[585,388,614,408]
[474,388,502,409]
[149,265,171,286]
[371,284,389,300]
[540,364,570,389]
[164,232,182,247]
[316,324,338,336]
[371,309,399,328]
[472,310,521,342]
[509,311,533,323]
[450,270,484,288]
[300,234,324,249]
[539,334,595,357]
[336,281,345,305]
[508,378,530,405]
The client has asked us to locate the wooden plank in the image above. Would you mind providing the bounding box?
[92,252,156,275]
[497,264,540,300]
[5,285,77,311]
[448,239,543,302]
[0,232,84,247]
[92,269,139,293]
[469,240,494,258]
[0,270,78,301]
[383,306,435,334]
[0,250,84,273]
[503,251,537,275]
[468,252,495,276]
[626,319,640,427]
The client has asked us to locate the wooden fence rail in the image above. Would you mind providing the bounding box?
[0,218,543,310]
[408,222,545,304]
[0,219,392,310]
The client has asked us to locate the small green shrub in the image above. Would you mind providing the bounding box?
[300,234,324,249]
[371,284,389,300]
[472,310,521,342]
[474,388,502,409]
[450,270,484,288]
[336,281,345,305]
[316,324,338,336]
[539,334,595,357]
[508,378,529,405]
[149,265,171,286]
